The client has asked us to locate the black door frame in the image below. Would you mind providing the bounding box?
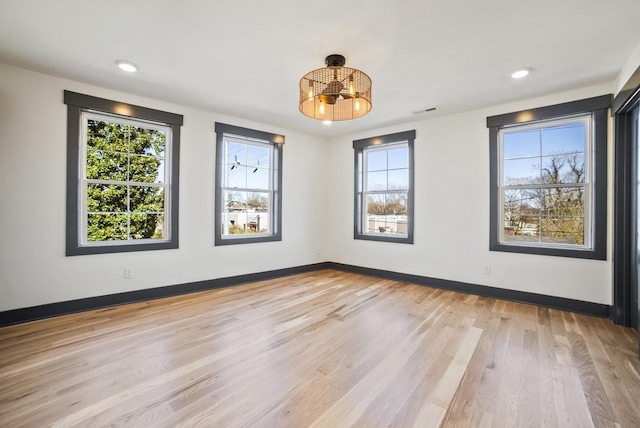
[612,65,640,343]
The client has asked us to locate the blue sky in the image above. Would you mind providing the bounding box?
[502,122,586,185]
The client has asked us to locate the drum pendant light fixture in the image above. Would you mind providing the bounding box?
[299,54,372,121]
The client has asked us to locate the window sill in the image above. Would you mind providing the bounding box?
[67,240,178,256]
[354,233,413,244]
[489,242,605,260]
[215,234,281,246]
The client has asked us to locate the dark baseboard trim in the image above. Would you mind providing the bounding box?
[0,261,610,327]
[0,262,331,327]
[326,262,611,319]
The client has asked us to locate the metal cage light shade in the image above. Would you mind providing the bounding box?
[299,54,372,121]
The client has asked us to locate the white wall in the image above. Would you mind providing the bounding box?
[0,63,328,311]
[0,63,618,311]
[326,83,615,305]
[615,40,640,95]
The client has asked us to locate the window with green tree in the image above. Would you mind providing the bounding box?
[65,91,183,255]
[84,114,168,242]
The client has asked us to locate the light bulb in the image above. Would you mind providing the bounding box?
[349,77,355,96]
[354,98,360,111]
[308,85,314,100]
[319,102,325,115]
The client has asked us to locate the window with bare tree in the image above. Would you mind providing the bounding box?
[488,95,610,259]
[354,130,415,244]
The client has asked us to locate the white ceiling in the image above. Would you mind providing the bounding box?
[2,0,639,137]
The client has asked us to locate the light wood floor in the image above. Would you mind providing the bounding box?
[0,269,639,427]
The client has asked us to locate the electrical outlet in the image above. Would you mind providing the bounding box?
[482,264,491,275]
[124,267,134,279]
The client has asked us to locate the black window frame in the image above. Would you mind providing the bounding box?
[353,130,415,244]
[214,122,284,246]
[487,95,611,259]
[64,91,183,256]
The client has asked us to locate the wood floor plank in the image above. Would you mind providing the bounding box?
[0,269,638,427]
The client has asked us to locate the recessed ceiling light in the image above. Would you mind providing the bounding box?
[511,68,530,79]
[116,60,138,73]
[322,120,332,125]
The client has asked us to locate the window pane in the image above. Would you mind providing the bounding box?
[226,165,247,188]
[129,213,165,239]
[504,189,542,215]
[503,189,541,239]
[87,184,128,212]
[142,129,166,157]
[541,123,585,156]
[541,187,585,216]
[367,150,387,171]
[365,211,385,233]
[223,190,247,213]
[367,170,387,191]
[247,167,269,190]
[541,154,585,184]
[247,212,270,234]
[86,149,128,181]
[382,216,408,235]
[222,212,246,235]
[503,158,540,185]
[130,186,165,213]
[385,192,408,215]
[222,212,271,235]
[365,215,408,236]
[388,146,408,169]
[388,168,409,190]
[364,193,408,236]
[366,194,385,216]
[226,141,246,166]
[87,213,128,241]
[87,120,128,153]
[247,192,269,212]
[247,145,269,168]
[130,155,165,183]
[541,216,584,245]
[503,129,539,159]
[503,215,540,243]
[128,126,166,156]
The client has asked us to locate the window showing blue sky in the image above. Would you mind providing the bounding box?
[502,121,586,185]
[500,118,589,246]
[366,145,409,190]
[225,140,271,190]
